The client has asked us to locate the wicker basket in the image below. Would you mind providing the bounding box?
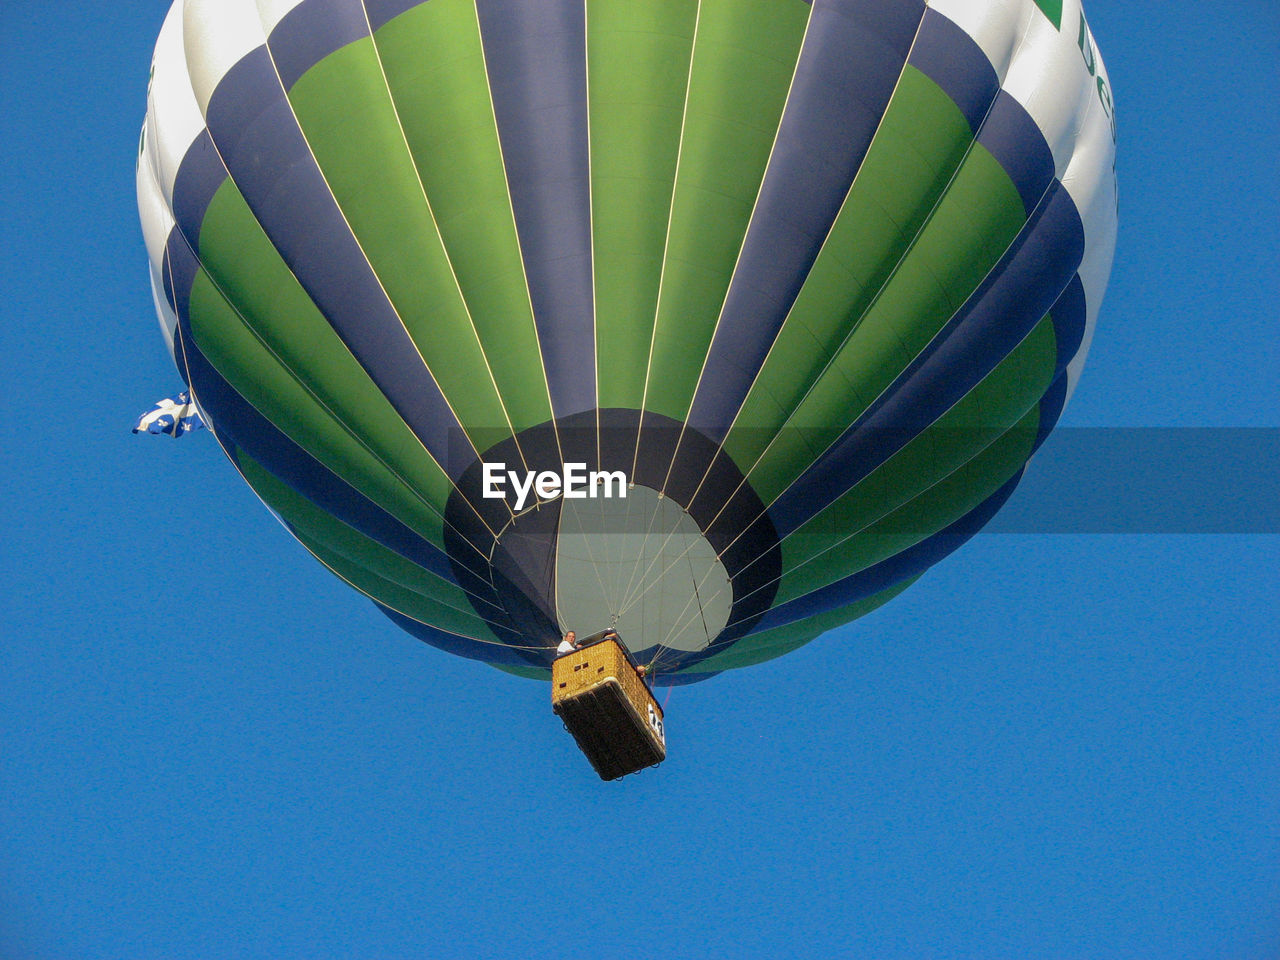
[552,638,665,780]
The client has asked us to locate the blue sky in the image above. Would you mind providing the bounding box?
[1,2,1277,958]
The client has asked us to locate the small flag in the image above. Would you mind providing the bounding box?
[133,391,206,437]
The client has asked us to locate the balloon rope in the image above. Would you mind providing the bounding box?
[686,541,712,646]
[563,493,618,620]
[616,493,672,620]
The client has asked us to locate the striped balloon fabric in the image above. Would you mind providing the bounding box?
[138,0,1117,684]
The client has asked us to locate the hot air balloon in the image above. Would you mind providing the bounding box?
[137,0,1116,713]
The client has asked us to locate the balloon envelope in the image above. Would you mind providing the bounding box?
[138,0,1117,683]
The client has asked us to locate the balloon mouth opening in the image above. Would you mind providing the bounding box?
[441,409,782,671]
[553,483,732,657]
